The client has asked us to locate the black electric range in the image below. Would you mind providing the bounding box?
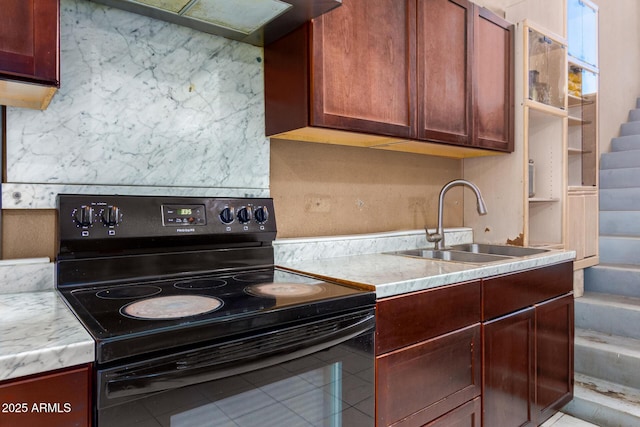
[56,195,374,365]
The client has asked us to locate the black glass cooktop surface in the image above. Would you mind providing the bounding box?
[59,268,375,364]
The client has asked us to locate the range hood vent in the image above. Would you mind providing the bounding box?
[87,0,342,46]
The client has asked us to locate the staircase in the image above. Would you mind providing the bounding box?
[562,100,640,426]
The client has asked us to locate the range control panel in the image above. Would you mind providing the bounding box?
[58,195,276,244]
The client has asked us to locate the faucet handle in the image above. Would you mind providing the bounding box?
[426,230,442,243]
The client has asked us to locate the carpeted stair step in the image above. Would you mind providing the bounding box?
[599,236,640,265]
[563,373,640,427]
[621,121,640,136]
[600,188,640,211]
[601,149,640,170]
[575,292,640,339]
[629,108,640,122]
[600,211,640,236]
[575,329,640,389]
[600,167,640,189]
[585,263,640,299]
[611,134,640,152]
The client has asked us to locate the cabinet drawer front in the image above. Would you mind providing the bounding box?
[0,365,91,427]
[483,261,573,320]
[425,397,481,427]
[376,280,481,354]
[376,324,481,427]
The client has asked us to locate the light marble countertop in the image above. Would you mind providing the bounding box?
[278,249,576,298]
[274,228,576,298]
[0,291,94,382]
[0,228,574,383]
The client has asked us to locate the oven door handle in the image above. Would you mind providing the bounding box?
[103,312,374,404]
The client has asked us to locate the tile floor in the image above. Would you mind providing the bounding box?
[541,412,600,427]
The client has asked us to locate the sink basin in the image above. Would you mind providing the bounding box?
[391,249,511,264]
[450,243,549,257]
[390,243,550,264]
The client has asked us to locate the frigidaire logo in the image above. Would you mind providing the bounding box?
[176,228,196,233]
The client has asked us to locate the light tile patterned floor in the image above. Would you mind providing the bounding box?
[541,412,601,427]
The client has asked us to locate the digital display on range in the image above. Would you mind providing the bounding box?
[162,205,206,226]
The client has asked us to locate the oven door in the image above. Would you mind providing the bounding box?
[97,309,375,427]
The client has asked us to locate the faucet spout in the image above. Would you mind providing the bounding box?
[426,179,487,250]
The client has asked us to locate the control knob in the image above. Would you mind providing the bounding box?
[219,207,234,224]
[74,205,94,227]
[101,206,121,226]
[237,207,252,224]
[254,206,269,224]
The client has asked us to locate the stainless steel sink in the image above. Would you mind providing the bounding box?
[391,249,511,263]
[450,243,549,257]
[390,243,549,264]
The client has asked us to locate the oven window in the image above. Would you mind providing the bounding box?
[99,334,374,427]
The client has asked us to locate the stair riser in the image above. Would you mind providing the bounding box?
[575,300,640,339]
[575,342,640,388]
[600,168,640,189]
[621,121,640,137]
[599,237,640,265]
[585,266,640,299]
[564,393,640,427]
[601,150,640,170]
[600,212,640,237]
[601,188,640,211]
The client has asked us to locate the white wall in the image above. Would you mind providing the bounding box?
[593,0,640,153]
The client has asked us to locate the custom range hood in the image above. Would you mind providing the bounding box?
[87,0,342,46]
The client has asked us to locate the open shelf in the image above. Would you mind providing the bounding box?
[529,197,560,203]
[568,115,592,125]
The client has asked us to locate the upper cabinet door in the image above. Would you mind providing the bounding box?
[310,0,416,138]
[0,0,60,86]
[417,0,473,146]
[474,8,514,151]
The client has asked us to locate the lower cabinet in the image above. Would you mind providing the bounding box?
[375,261,574,427]
[482,262,574,427]
[375,281,482,427]
[0,364,92,427]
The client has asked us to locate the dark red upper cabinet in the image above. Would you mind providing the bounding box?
[0,0,60,109]
[264,0,514,155]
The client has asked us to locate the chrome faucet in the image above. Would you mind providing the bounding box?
[427,179,488,250]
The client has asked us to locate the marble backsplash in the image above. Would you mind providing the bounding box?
[4,0,268,209]
[274,228,473,264]
[0,259,54,293]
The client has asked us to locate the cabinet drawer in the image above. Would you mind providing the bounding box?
[376,280,481,354]
[483,261,573,320]
[376,324,481,427]
[425,397,481,427]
